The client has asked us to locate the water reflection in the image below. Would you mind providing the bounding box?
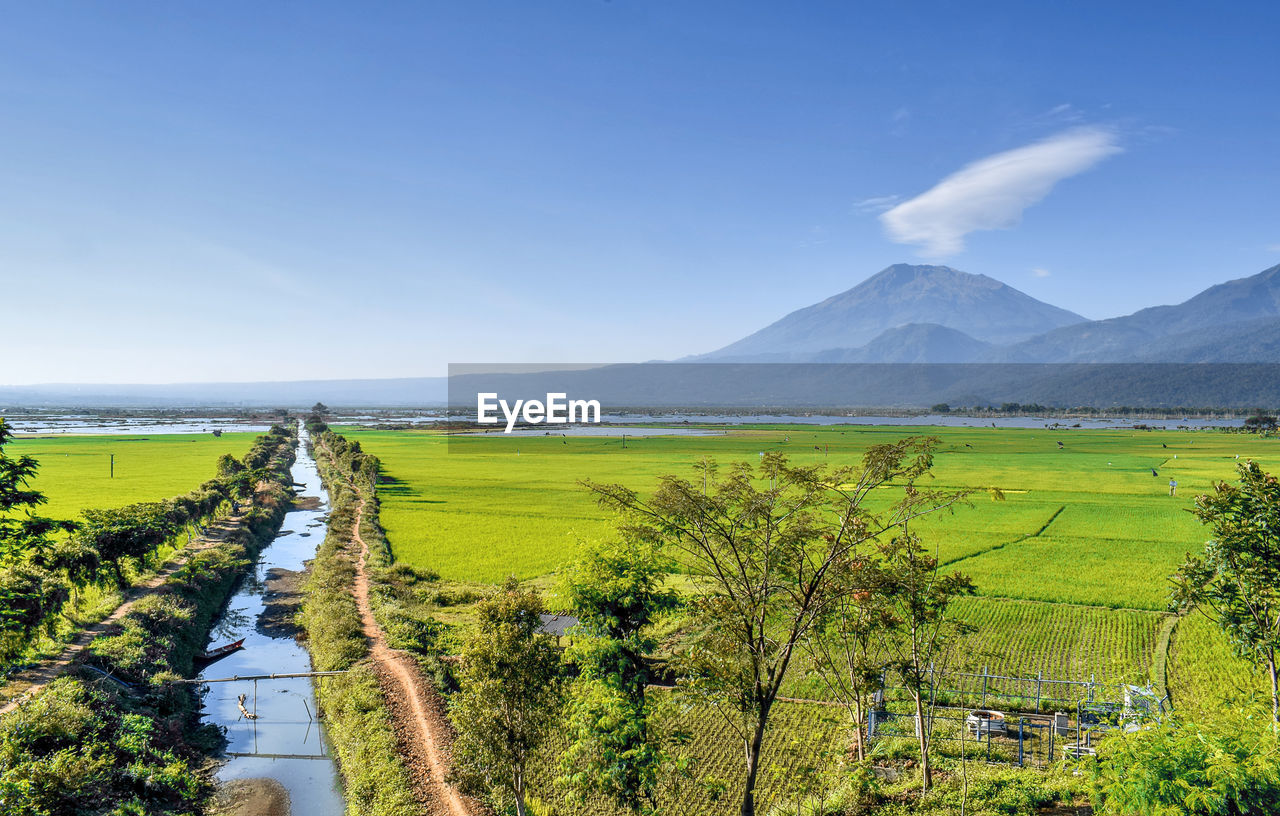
[199,429,344,815]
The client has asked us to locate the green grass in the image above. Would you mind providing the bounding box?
[12,432,257,522]
[346,423,1279,710]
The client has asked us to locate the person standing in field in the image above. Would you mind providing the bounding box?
[1169,479,1177,496]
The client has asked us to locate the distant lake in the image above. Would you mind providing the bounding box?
[602,413,1246,430]
[6,417,271,435]
[6,412,1245,437]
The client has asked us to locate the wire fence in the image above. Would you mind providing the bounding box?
[879,665,1128,712]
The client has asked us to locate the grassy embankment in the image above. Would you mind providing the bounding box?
[4,432,260,672]
[0,426,297,815]
[299,421,438,816]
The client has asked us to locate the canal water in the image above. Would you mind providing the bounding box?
[198,426,345,815]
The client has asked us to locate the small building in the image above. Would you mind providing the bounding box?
[537,613,579,647]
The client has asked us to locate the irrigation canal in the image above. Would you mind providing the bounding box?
[197,424,344,814]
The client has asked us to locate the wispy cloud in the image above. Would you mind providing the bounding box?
[1268,243,1280,253]
[853,194,903,214]
[1032,267,1052,278]
[880,126,1122,256]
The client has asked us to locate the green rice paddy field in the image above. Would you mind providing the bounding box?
[346,423,1278,710]
[12,432,258,522]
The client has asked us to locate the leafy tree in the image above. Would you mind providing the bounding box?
[0,420,77,657]
[215,453,245,477]
[451,577,565,816]
[875,531,975,791]
[0,419,76,561]
[1244,412,1278,433]
[560,537,677,814]
[585,440,963,816]
[806,550,897,762]
[1088,705,1280,815]
[0,562,70,661]
[77,502,175,586]
[1171,461,1280,726]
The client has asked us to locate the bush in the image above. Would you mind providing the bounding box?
[1087,705,1280,815]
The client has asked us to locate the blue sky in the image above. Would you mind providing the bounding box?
[3,1,1278,384]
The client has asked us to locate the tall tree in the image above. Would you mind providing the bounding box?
[585,440,964,816]
[451,577,565,816]
[1171,460,1280,726]
[560,537,677,814]
[0,420,77,659]
[0,420,75,561]
[77,502,175,586]
[875,531,975,792]
[806,550,897,763]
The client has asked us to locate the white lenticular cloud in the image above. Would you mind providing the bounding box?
[880,126,1122,256]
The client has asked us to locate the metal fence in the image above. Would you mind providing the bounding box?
[891,666,1115,713]
[864,669,1166,767]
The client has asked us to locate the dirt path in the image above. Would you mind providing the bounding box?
[0,513,248,715]
[350,497,477,816]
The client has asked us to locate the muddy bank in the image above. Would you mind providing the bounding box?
[214,777,291,816]
[257,566,306,639]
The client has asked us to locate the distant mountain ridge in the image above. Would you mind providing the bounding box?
[990,264,1280,363]
[698,264,1086,361]
[698,262,1280,365]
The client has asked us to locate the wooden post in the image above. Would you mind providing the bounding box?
[110,454,114,479]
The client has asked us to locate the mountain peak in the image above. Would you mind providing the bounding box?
[844,263,1005,300]
[701,263,1085,360]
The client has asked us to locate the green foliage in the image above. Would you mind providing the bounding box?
[215,453,245,477]
[78,502,176,586]
[561,538,678,813]
[1087,706,1280,815]
[452,577,566,815]
[0,424,297,816]
[0,678,207,816]
[1171,460,1280,722]
[871,763,1080,816]
[0,420,77,562]
[0,562,70,662]
[875,531,976,791]
[0,421,78,659]
[587,441,963,815]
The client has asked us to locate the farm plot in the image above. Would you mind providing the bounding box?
[1166,613,1268,716]
[531,694,849,816]
[13,432,257,522]
[949,534,1187,611]
[780,596,1162,705]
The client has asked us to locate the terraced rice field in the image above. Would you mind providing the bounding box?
[346,423,1278,707]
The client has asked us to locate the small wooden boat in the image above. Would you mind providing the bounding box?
[197,638,245,663]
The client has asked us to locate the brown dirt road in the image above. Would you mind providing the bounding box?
[350,498,478,816]
[0,512,249,716]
